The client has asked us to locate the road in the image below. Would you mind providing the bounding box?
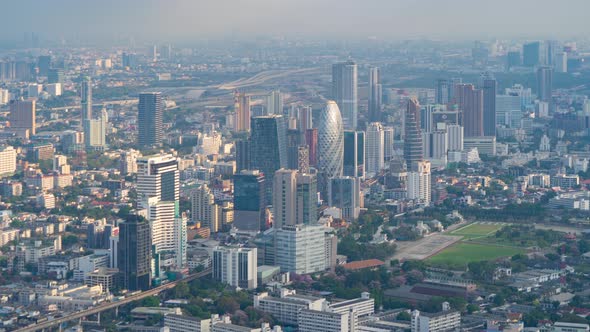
[14,268,211,332]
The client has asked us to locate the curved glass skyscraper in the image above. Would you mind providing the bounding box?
[318,101,344,180]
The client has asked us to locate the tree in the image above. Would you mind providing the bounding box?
[396,311,411,321]
[141,296,160,307]
[173,281,190,298]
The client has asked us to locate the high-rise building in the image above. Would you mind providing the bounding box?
[407,161,431,206]
[328,176,361,220]
[234,92,251,132]
[366,122,385,177]
[273,169,297,229]
[296,172,318,225]
[506,51,522,70]
[343,131,365,178]
[297,146,310,174]
[37,55,51,77]
[305,129,318,167]
[80,77,93,124]
[0,89,9,105]
[84,109,108,151]
[233,170,266,232]
[332,61,358,129]
[138,92,163,147]
[0,146,17,177]
[298,106,313,132]
[250,115,287,203]
[556,52,568,73]
[368,66,382,122]
[9,99,36,138]
[537,66,553,110]
[118,216,152,291]
[47,68,64,84]
[318,101,344,184]
[454,84,484,138]
[213,246,257,289]
[446,124,464,151]
[436,79,450,105]
[191,184,221,233]
[523,42,541,67]
[404,98,423,171]
[287,129,302,170]
[266,90,283,115]
[483,79,497,137]
[383,126,395,162]
[275,224,326,274]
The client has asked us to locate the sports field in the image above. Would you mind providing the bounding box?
[450,223,504,240]
[426,242,524,269]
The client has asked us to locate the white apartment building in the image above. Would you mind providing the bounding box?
[365,122,384,176]
[411,304,460,332]
[407,161,431,206]
[298,309,349,332]
[254,289,325,326]
[0,146,17,177]
[213,246,257,290]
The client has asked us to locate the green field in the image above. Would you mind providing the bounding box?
[426,243,524,269]
[450,223,504,239]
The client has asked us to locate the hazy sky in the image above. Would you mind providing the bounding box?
[1,0,589,41]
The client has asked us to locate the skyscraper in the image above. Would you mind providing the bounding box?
[298,106,313,132]
[296,172,318,225]
[407,161,431,206]
[81,77,92,124]
[436,79,450,105]
[9,99,36,138]
[234,92,251,132]
[454,84,484,138]
[404,98,423,171]
[368,66,382,122]
[274,224,326,274]
[84,109,108,151]
[250,115,287,203]
[523,42,541,67]
[138,92,163,147]
[213,246,258,289]
[318,101,344,195]
[332,61,358,129]
[305,129,318,167]
[37,55,51,77]
[287,129,302,170]
[190,184,221,233]
[483,79,497,137]
[235,138,251,172]
[343,130,365,178]
[266,90,283,115]
[273,169,297,229]
[383,126,395,162]
[328,176,361,220]
[537,66,553,110]
[366,122,385,177]
[233,170,266,231]
[118,215,152,291]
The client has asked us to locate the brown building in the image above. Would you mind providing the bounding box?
[9,99,36,138]
[453,84,483,137]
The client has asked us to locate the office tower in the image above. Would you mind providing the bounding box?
[267,90,283,115]
[296,172,318,225]
[368,66,382,122]
[297,146,310,174]
[436,79,450,105]
[138,92,163,147]
[234,92,251,132]
[0,89,9,105]
[275,224,326,274]
[273,169,298,229]
[298,106,313,132]
[446,124,464,151]
[47,68,64,84]
[407,160,431,206]
[191,184,221,233]
[423,130,448,163]
[318,101,344,180]
[328,176,361,220]
[84,109,108,151]
[118,216,152,291]
[37,55,51,76]
[383,126,394,162]
[122,53,139,69]
[305,128,318,167]
[80,77,93,123]
[0,146,17,177]
[523,42,541,67]
[250,115,287,203]
[556,52,568,73]
[506,51,521,70]
[332,61,358,129]
[235,138,250,171]
[404,98,423,171]
[483,79,497,137]
[213,246,257,289]
[366,122,385,177]
[233,170,266,231]
[545,40,558,66]
[287,129,302,170]
[9,99,36,138]
[454,84,484,137]
[343,131,365,178]
[537,66,553,110]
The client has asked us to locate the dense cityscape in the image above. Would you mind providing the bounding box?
[1,2,590,332]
